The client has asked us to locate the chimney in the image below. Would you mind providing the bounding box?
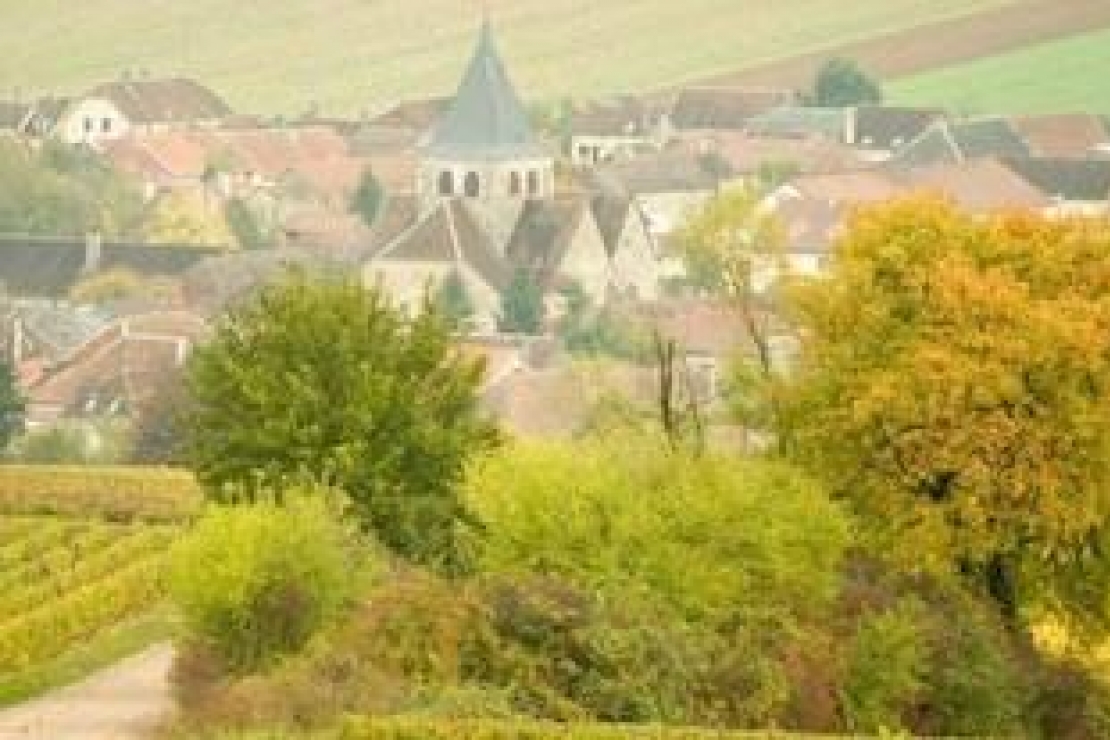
[845,106,858,146]
[83,231,103,274]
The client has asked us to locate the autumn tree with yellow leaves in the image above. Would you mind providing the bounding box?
[780,197,1110,627]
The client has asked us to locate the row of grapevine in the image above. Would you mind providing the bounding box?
[0,515,177,678]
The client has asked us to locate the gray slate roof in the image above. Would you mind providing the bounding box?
[424,23,545,161]
[1001,157,1110,202]
[890,118,1031,171]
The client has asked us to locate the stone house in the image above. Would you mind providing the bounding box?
[54,77,231,145]
[569,95,667,166]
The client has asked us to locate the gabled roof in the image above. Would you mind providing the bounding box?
[591,147,727,197]
[890,117,1030,171]
[88,77,231,124]
[1008,114,1110,159]
[424,23,545,160]
[1000,157,1110,202]
[367,97,450,132]
[669,87,797,131]
[851,105,944,150]
[375,199,511,291]
[904,158,1050,214]
[571,95,660,138]
[505,198,587,285]
[590,194,632,257]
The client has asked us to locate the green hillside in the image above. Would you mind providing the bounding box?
[0,0,1011,116]
[889,26,1110,115]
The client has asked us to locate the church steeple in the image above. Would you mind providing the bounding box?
[425,21,544,159]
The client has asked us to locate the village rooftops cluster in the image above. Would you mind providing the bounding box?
[3,21,1110,437]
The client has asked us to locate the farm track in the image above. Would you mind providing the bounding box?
[701,0,1110,89]
[0,643,174,740]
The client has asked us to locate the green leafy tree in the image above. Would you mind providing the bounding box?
[811,58,883,107]
[0,361,25,451]
[183,270,500,571]
[435,272,475,332]
[350,167,384,227]
[780,197,1110,626]
[499,268,544,335]
[223,197,268,250]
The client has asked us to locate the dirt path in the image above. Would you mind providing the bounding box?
[0,643,175,740]
[700,0,1110,89]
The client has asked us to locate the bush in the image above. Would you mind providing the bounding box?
[168,490,362,672]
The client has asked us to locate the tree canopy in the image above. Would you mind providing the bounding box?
[780,197,1110,623]
[349,167,384,227]
[183,270,500,571]
[0,361,25,451]
[499,268,544,335]
[811,58,882,107]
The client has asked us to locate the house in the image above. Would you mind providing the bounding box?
[666,87,798,133]
[743,106,847,141]
[0,102,30,136]
[1000,157,1110,216]
[19,310,208,426]
[902,158,1052,215]
[888,117,1030,171]
[1008,114,1110,159]
[845,105,945,161]
[569,95,666,165]
[593,195,667,302]
[55,77,232,145]
[681,131,868,180]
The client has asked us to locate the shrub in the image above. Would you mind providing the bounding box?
[168,490,361,672]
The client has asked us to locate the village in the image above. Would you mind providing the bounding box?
[2,19,1110,453]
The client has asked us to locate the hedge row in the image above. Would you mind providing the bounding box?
[0,465,202,521]
[196,718,861,739]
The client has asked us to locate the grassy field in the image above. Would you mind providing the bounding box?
[0,0,1012,116]
[888,26,1110,115]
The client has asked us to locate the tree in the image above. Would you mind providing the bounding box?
[0,361,25,452]
[144,191,235,246]
[434,271,475,332]
[224,197,269,250]
[183,270,500,571]
[780,197,1110,624]
[676,184,787,429]
[499,268,544,335]
[810,58,882,107]
[349,167,384,227]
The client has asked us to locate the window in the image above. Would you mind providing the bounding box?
[83,117,93,133]
[438,170,454,196]
[464,171,481,198]
[102,117,112,133]
[508,171,522,196]
[526,170,540,196]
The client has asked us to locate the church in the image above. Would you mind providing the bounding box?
[363,22,662,332]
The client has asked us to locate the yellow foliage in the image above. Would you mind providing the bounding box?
[781,197,1110,608]
[143,191,235,248]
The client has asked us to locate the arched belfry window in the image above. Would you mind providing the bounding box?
[526,170,540,197]
[438,170,454,196]
[508,171,522,196]
[464,171,481,198]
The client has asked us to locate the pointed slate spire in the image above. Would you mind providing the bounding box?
[425,21,545,159]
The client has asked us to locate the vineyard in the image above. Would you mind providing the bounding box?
[0,513,177,691]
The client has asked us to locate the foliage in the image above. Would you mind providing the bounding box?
[0,139,142,237]
[0,362,25,452]
[840,600,926,732]
[68,267,181,306]
[11,425,88,464]
[0,465,201,521]
[168,492,361,673]
[810,58,882,107]
[779,198,1110,624]
[144,191,235,246]
[224,197,270,250]
[558,290,652,362]
[129,370,189,465]
[350,168,384,227]
[0,515,175,681]
[435,272,475,332]
[183,270,500,571]
[468,436,848,629]
[499,269,544,335]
